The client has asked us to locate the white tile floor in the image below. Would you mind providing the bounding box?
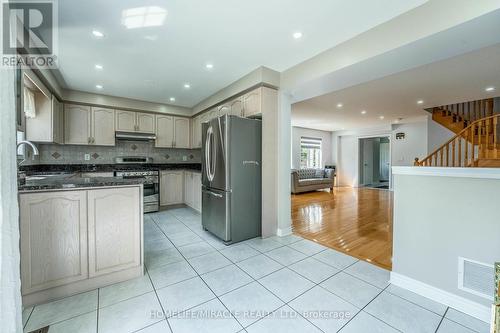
[23,207,490,333]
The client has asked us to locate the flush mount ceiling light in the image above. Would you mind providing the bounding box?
[379,116,385,120]
[361,110,367,115]
[96,84,103,89]
[169,97,175,102]
[485,86,495,92]
[205,63,214,70]
[122,6,167,29]
[417,100,424,104]
[95,64,103,70]
[336,103,343,108]
[92,30,104,38]
[293,31,303,39]
[183,83,191,89]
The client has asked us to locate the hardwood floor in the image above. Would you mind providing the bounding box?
[291,187,393,270]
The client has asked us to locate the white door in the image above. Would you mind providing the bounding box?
[87,187,141,277]
[379,141,390,181]
[156,115,174,148]
[92,107,115,146]
[65,104,91,145]
[361,139,374,185]
[115,110,136,132]
[137,113,155,133]
[19,191,88,294]
[174,117,190,148]
[161,171,184,205]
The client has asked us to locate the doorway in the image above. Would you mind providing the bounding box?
[359,136,391,189]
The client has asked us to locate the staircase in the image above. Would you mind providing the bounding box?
[415,98,500,167]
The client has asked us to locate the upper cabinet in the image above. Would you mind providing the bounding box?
[218,104,230,117]
[91,107,115,146]
[242,88,261,118]
[64,104,91,145]
[65,105,115,146]
[155,115,190,148]
[115,110,136,132]
[229,98,243,117]
[116,110,155,133]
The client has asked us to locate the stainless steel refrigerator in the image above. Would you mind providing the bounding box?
[201,115,262,244]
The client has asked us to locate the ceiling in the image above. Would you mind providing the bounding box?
[55,0,427,107]
[292,43,500,132]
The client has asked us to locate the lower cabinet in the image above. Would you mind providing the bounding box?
[184,171,202,212]
[160,171,184,205]
[19,186,143,304]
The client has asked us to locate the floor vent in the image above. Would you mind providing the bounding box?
[27,327,49,333]
[458,257,494,300]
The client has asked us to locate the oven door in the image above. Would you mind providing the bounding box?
[143,178,159,213]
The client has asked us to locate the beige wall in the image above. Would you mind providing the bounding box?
[292,127,333,169]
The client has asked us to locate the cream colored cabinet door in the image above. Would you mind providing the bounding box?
[184,171,194,207]
[137,112,155,133]
[52,97,64,144]
[192,172,202,212]
[243,88,261,117]
[65,104,91,145]
[160,171,184,205]
[174,117,190,148]
[230,98,243,117]
[91,107,115,146]
[87,187,141,277]
[218,104,230,117]
[207,108,218,121]
[115,110,136,132]
[156,115,174,148]
[19,191,88,294]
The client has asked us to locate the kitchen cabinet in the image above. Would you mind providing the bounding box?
[155,115,190,148]
[19,186,143,305]
[52,97,64,144]
[160,171,184,205]
[184,171,201,212]
[206,107,218,121]
[191,116,202,149]
[87,187,141,277]
[229,97,243,117]
[65,105,115,146]
[116,110,155,133]
[242,88,261,117]
[218,104,230,117]
[20,190,89,294]
[64,104,91,145]
[92,107,115,146]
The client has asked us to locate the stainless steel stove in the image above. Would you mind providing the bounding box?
[114,157,159,213]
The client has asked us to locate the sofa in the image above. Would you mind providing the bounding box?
[291,168,335,194]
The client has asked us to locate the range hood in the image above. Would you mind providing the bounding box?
[115,131,156,141]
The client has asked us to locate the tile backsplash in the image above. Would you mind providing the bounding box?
[25,141,201,165]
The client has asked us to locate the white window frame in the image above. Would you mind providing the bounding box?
[300,136,322,169]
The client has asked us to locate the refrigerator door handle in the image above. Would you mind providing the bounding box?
[202,189,223,198]
[205,126,215,181]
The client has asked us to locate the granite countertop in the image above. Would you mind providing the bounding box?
[19,175,144,193]
[19,163,201,174]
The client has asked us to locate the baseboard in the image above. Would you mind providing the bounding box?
[276,226,292,237]
[390,272,491,323]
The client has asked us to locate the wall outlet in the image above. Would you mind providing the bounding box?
[84,154,90,161]
[182,155,188,161]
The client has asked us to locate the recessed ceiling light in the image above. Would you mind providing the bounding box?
[122,6,167,29]
[379,116,385,120]
[485,86,495,92]
[92,30,104,38]
[183,83,191,89]
[96,84,103,89]
[417,100,424,105]
[337,103,343,108]
[205,63,214,70]
[169,97,175,102]
[95,64,103,70]
[293,32,303,39]
[361,110,367,114]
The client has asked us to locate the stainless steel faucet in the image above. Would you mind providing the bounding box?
[17,140,39,166]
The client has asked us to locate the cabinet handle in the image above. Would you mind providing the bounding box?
[92,137,95,144]
[88,137,91,144]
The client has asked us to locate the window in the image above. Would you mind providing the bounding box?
[300,137,322,169]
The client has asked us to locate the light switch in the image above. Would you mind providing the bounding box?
[84,154,90,161]
[182,155,188,161]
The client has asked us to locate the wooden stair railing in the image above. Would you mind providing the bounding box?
[431,98,495,126]
[415,114,500,167]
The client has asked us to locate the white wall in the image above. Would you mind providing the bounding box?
[392,168,500,322]
[291,127,332,169]
[427,116,455,154]
[392,120,428,167]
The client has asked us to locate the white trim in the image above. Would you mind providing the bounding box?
[390,272,491,324]
[392,166,500,180]
[276,226,292,237]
